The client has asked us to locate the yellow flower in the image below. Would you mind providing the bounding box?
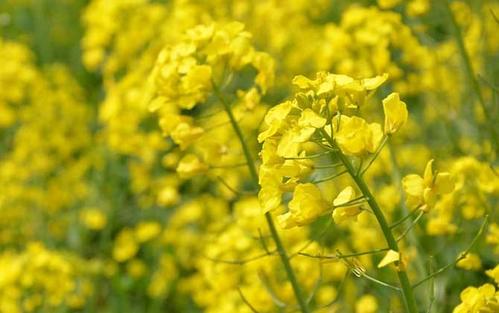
[298,108,327,129]
[426,216,458,236]
[407,0,430,17]
[402,159,454,212]
[334,115,383,156]
[457,253,482,271]
[258,101,293,143]
[180,65,212,108]
[135,221,162,243]
[453,284,499,313]
[278,183,328,228]
[486,265,499,285]
[258,166,283,214]
[113,229,139,262]
[355,295,378,313]
[332,186,362,223]
[127,259,147,278]
[382,92,408,134]
[79,208,107,231]
[377,0,402,9]
[169,122,205,150]
[176,154,208,178]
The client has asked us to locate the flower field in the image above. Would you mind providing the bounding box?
[0,0,498,312]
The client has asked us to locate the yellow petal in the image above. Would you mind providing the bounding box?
[332,206,362,224]
[382,92,408,134]
[176,154,208,178]
[333,186,355,206]
[298,108,327,129]
[362,73,389,90]
[292,75,315,89]
[402,174,424,197]
[148,96,167,112]
[423,159,435,186]
[378,250,400,268]
[258,101,292,143]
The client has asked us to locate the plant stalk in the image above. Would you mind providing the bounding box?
[321,130,418,313]
[215,84,311,313]
[443,0,499,154]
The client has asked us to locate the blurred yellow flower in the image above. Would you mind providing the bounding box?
[79,208,107,231]
[113,229,138,262]
[457,253,482,271]
[135,221,162,243]
[383,92,408,135]
[355,295,378,313]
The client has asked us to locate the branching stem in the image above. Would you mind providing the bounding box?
[213,81,311,313]
[320,129,418,313]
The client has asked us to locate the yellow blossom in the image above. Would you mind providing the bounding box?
[176,154,208,178]
[453,284,499,313]
[382,92,408,134]
[486,265,499,285]
[457,253,482,271]
[79,208,107,230]
[355,295,378,313]
[278,183,328,228]
[402,159,455,212]
[334,115,383,156]
[135,221,162,243]
[332,186,362,224]
[113,229,139,262]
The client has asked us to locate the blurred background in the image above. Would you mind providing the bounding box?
[0,0,497,312]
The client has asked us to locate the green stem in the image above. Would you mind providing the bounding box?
[388,143,429,288]
[321,130,418,313]
[443,0,499,154]
[214,83,311,313]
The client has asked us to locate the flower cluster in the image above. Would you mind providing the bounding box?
[258,71,408,228]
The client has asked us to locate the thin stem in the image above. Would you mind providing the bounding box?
[204,250,276,265]
[426,257,436,313]
[320,129,418,313]
[317,271,350,309]
[359,272,401,291]
[387,143,429,298]
[213,82,259,182]
[215,176,243,196]
[390,207,421,229]
[210,162,247,169]
[284,150,333,160]
[313,163,343,169]
[238,288,262,313]
[265,214,310,312]
[339,252,401,291]
[213,81,311,313]
[258,270,288,308]
[396,211,424,242]
[312,170,348,184]
[443,0,499,153]
[298,247,389,260]
[360,136,387,176]
[306,263,323,304]
[290,219,333,259]
[413,216,488,288]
